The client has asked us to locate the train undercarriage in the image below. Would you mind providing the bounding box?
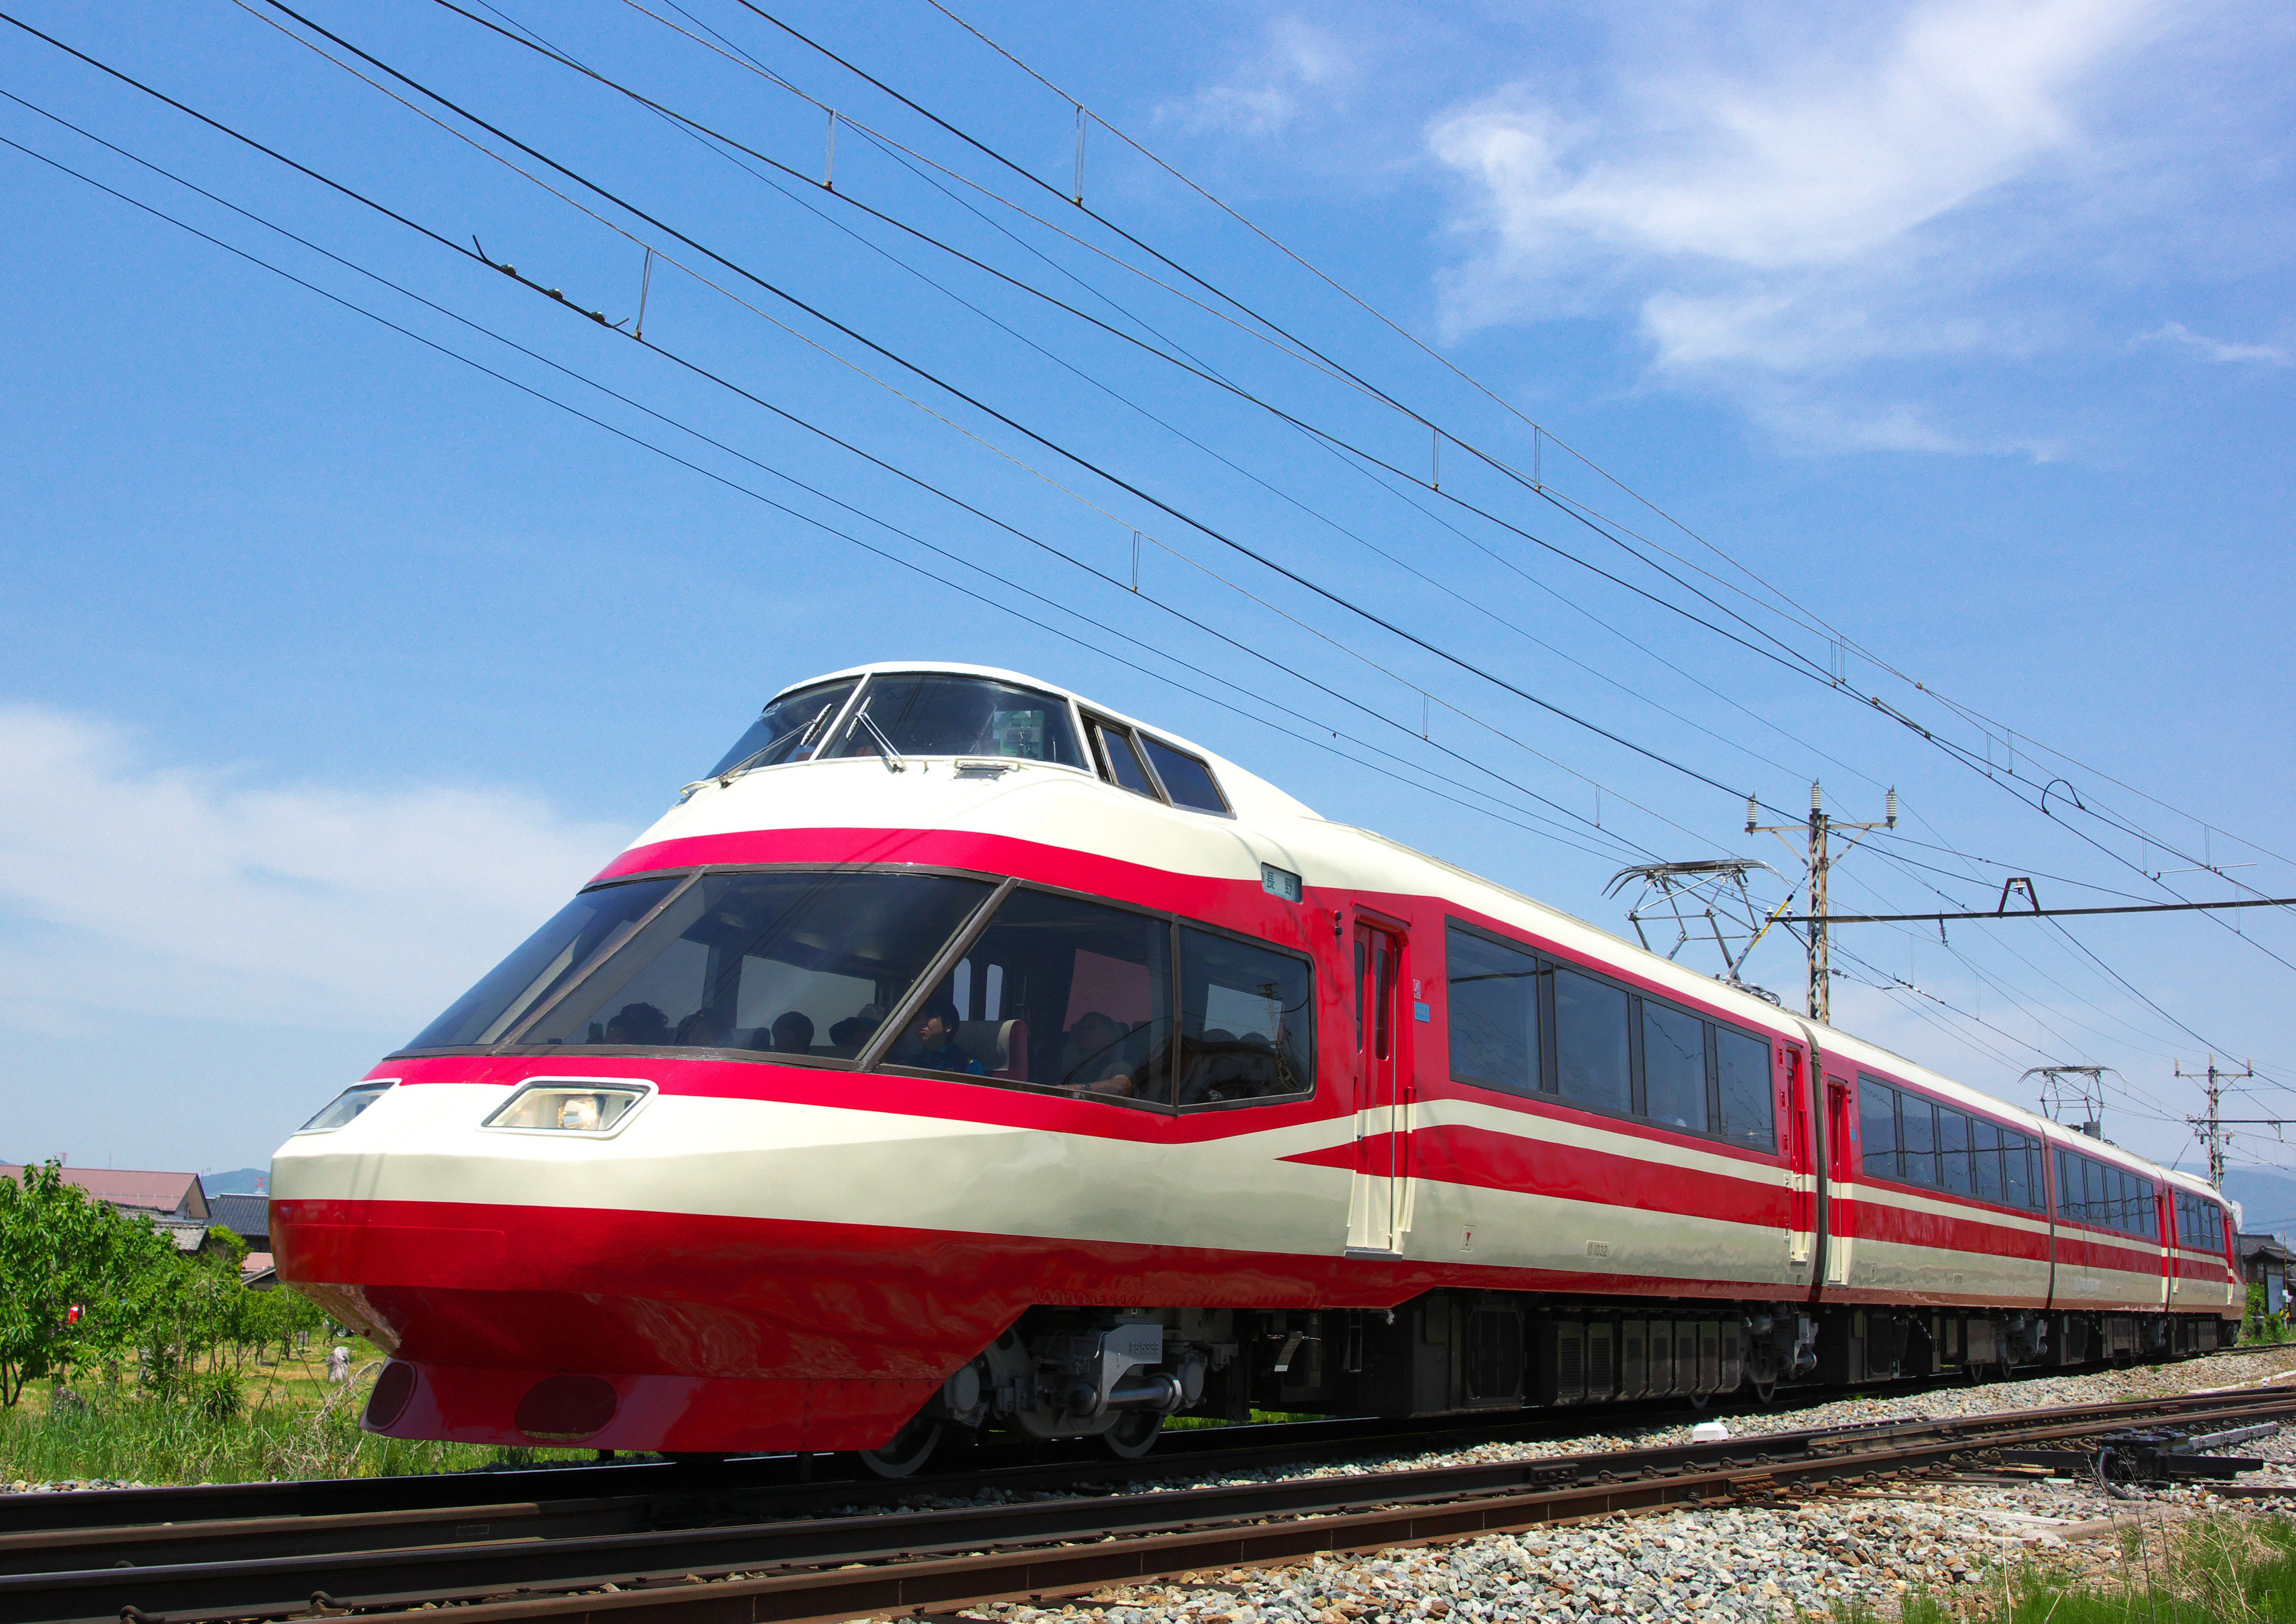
[878,1292,2236,1474]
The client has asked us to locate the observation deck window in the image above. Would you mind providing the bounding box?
[519,870,996,1056]
[890,888,1177,1103]
[824,673,1083,767]
[400,870,996,1058]
[402,874,683,1051]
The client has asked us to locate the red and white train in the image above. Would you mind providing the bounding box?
[271,663,2242,1472]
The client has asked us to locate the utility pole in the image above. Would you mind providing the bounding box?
[2181,1055,2256,1186]
[1748,780,1896,1025]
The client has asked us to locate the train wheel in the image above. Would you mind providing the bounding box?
[1750,1377,1779,1407]
[857,1416,943,1479]
[1101,1411,1164,1460]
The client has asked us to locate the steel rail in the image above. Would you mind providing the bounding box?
[6,1344,2248,1540]
[0,1404,1729,1539]
[9,1388,2288,1624]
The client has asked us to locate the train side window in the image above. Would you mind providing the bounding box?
[2054,1148,2079,1222]
[1640,1001,1706,1131]
[1937,1109,1973,1196]
[1900,1096,1939,1188]
[2083,1158,2106,1228]
[1137,736,1230,814]
[1091,722,1159,798]
[1552,966,1631,1118]
[1714,1026,1775,1151]
[2004,1132,2034,1208]
[2175,1192,2192,1246]
[1445,923,1540,1096]
[1858,1077,1899,1178]
[1972,1119,2005,1204]
[1176,926,1315,1108]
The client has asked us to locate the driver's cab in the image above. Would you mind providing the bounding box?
[690,664,1233,816]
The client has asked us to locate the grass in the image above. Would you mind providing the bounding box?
[0,1342,599,1485]
[1815,1513,2296,1624]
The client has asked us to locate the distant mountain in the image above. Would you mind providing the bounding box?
[2222,1169,2296,1238]
[201,1166,269,1195]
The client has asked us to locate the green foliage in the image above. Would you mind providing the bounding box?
[1827,1514,2296,1624]
[2239,1285,2292,1344]
[0,1370,599,1485]
[0,1161,177,1406]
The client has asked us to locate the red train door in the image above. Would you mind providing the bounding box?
[1783,1043,1815,1278]
[1824,1075,1856,1287]
[1348,921,1408,1253]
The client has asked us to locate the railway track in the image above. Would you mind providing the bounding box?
[7,1386,2290,1624]
[10,1345,2245,1540]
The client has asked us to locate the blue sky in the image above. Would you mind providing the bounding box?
[1,0,2291,1183]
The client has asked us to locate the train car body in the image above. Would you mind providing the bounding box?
[270,664,2240,1461]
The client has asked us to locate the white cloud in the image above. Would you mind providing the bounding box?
[0,705,629,1038]
[1160,17,1358,137]
[1426,0,2180,443]
[2133,321,2290,366]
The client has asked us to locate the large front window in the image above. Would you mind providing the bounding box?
[404,876,684,1050]
[396,867,1319,1113]
[516,871,995,1054]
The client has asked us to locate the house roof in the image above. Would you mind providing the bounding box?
[155,1218,210,1253]
[205,1192,270,1245]
[2238,1232,2293,1264]
[0,1165,207,1219]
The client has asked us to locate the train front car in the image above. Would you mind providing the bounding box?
[269,665,1356,1464]
[271,661,2244,1468]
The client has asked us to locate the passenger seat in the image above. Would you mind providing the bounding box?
[954,1018,1029,1081]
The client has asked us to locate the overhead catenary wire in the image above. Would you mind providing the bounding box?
[852,0,2296,952]
[414,0,1831,837]
[0,71,1658,871]
[305,6,2296,1084]
[13,6,2277,1148]
[467,0,2275,927]
[232,0,1793,824]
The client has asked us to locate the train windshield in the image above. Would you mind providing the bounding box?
[704,679,859,778]
[403,875,685,1051]
[824,673,1083,767]
[513,871,996,1056]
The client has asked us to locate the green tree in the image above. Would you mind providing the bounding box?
[0,1161,175,1404]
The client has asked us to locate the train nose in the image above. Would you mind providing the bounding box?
[267,1077,1017,1454]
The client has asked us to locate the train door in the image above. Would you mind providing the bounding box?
[1347,921,1408,1254]
[1783,1044,1814,1272]
[2153,1186,2172,1312]
[1824,1075,1856,1287]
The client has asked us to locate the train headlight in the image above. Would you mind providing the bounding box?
[297,1081,394,1133]
[483,1082,650,1135]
